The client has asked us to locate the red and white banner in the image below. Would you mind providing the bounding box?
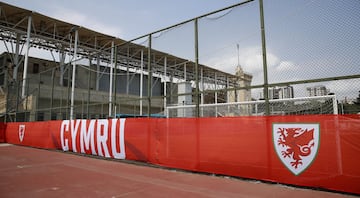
[3,115,360,194]
[59,119,126,159]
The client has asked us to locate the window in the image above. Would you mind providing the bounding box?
[33,63,39,74]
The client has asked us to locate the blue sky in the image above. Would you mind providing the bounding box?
[1,0,360,100]
[2,0,243,40]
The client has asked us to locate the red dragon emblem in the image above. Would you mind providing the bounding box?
[277,128,314,168]
[273,123,320,175]
[19,125,25,142]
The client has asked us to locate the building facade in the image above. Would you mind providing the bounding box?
[0,52,164,121]
[259,86,294,100]
[0,52,244,120]
[307,85,329,97]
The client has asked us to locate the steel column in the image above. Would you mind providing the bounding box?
[13,33,20,80]
[164,56,167,114]
[140,50,144,115]
[126,46,130,95]
[50,68,55,119]
[113,46,118,116]
[21,15,32,99]
[259,0,270,115]
[70,29,78,120]
[108,41,115,117]
[59,49,65,86]
[215,72,218,117]
[87,55,92,119]
[147,35,152,117]
[194,19,200,117]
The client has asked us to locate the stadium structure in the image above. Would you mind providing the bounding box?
[0,2,253,121]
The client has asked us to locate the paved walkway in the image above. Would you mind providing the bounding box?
[0,144,356,198]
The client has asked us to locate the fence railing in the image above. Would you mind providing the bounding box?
[166,95,338,118]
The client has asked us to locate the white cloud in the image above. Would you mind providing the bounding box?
[202,55,237,74]
[237,47,280,74]
[201,46,306,86]
[51,7,123,37]
[276,61,297,72]
[202,46,280,75]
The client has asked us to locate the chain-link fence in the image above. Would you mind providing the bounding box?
[167,95,338,117]
[1,0,359,121]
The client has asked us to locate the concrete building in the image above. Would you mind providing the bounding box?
[0,52,165,121]
[259,86,294,100]
[269,86,294,99]
[307,85,329,97]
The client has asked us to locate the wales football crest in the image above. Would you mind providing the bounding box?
[273,123,320,176]
[19,124,25,142]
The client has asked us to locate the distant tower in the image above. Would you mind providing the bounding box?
[228,44,253,103]
[232,65,252,102]
[226,64,252,116]
[229,44,252,102]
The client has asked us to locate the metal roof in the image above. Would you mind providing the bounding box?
[0,2,238,86]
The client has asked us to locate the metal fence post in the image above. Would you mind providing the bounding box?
[194,18,200,118]
[147,34,152,117]
[259,0,270,115]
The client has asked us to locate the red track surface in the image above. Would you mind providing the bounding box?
[0,144,356,198]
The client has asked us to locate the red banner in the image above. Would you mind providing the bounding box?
[4,115,360,194]
[0,122,5,143]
